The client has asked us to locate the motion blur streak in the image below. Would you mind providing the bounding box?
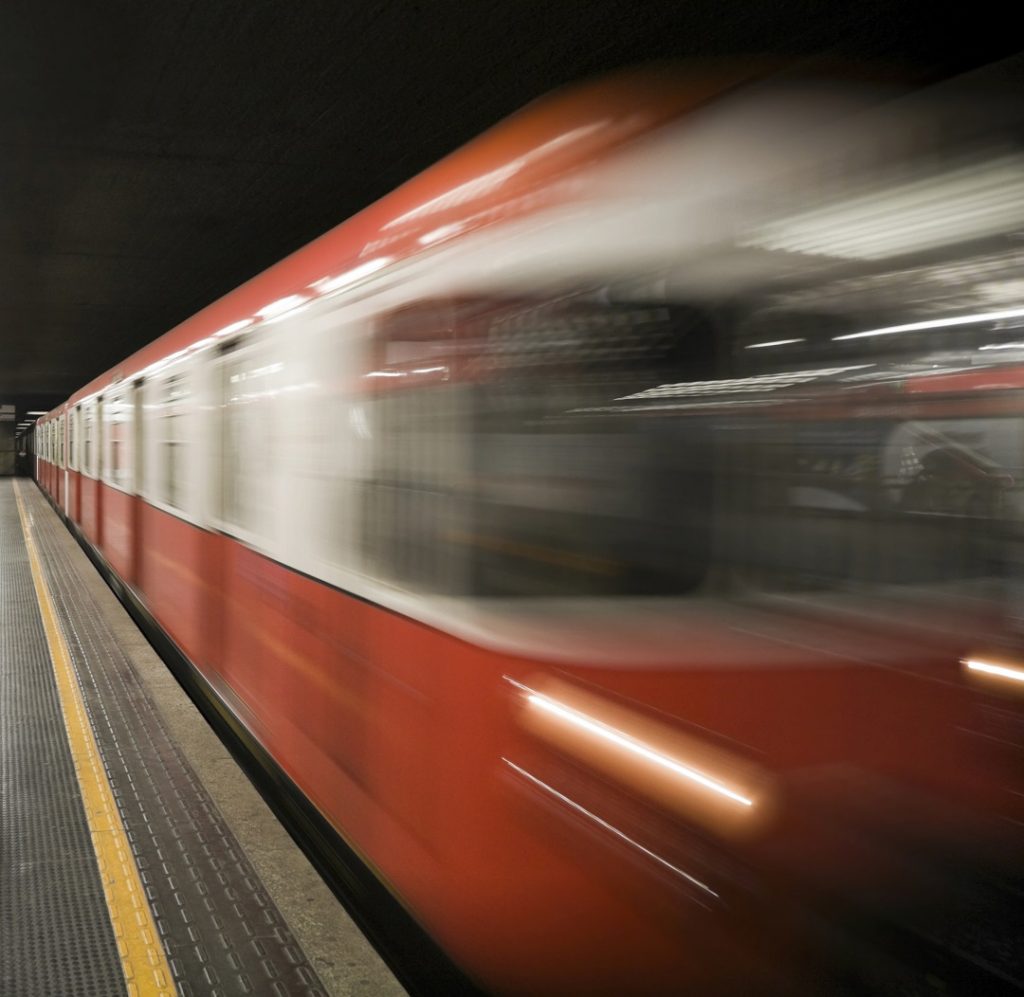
[742,153,1024,260]
[964,658,1024,684]
[503,758,719,900]
[834,305,1024,341]
[30,58,1024,995]
[527,692,754,807]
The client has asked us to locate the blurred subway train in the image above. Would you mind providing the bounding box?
[34,61,1024,995]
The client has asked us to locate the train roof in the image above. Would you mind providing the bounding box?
[56,64,766,413]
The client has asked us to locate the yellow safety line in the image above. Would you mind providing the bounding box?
[13,481,175,997]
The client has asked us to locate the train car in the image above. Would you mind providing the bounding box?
[36,63,1024,994]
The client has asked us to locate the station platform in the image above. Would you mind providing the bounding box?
[0,478,405,997]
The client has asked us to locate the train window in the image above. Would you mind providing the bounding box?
[719,409,1019,594]
[361,301,472,591]
[159,374,189,510]
[220,340,276,536]
[83,399,102,478]
[363,296,716,596]
[105,391,133,490]
[286,318,370,573]
[83,405,93,476]
[68,408,76,471]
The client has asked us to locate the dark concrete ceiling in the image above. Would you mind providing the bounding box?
[1,0,1019,417]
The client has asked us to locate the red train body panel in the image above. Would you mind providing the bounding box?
[33,63,1024,994]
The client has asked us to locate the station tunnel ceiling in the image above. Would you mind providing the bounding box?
[1,0,1018,409]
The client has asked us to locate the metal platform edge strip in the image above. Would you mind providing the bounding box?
[13,482,177,997]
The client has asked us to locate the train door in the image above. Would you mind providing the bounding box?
[213,332,281,706]
[73,405,82,523]
[95,395,104,548]
[130,379,143,587]
[62,412,70,514]
[61,412,69,513]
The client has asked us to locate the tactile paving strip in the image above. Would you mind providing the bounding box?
[21,484,329,997]
[0,482,127,997]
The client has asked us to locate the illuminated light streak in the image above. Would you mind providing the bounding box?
[964,658,1024,684]
[419,223,464,245]
[256,294,308,319]
[526,692,754,808]
[311,257,393,295]
[385,121,607,228]
[745,338,805,349]
[503,758,718,898]
[617,364,872,401]
[214,319,255,338]
[833,306,1024,342]
[743,154,1024,261]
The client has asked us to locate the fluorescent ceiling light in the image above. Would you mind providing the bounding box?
[311,257,392,296]
[745,338,805,349]
[419,223,464,246]
[214,319,254,339]
[618,364,872,401]
[833,305,1024,342]
[256,294,308,320]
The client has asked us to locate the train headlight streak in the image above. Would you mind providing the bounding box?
[964,658,1024,684]
[526,692,754,808]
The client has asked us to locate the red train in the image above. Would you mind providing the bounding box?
[36,64,1024,994]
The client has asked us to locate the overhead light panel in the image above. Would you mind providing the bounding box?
[743,153,1024,261]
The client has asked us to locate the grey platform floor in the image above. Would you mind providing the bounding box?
[1,478,404,997]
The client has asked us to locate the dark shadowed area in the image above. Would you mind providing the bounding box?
[0,0,1017,415]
